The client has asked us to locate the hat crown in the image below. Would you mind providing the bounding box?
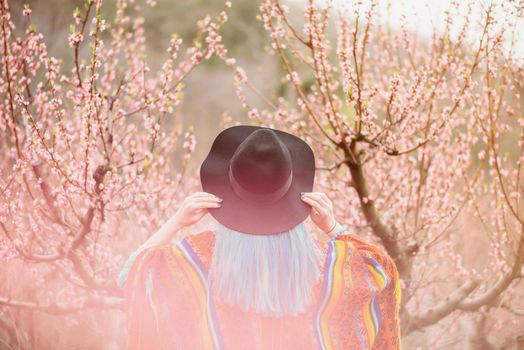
[230,129,292,195]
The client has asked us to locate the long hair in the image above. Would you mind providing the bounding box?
[207,219,323,317]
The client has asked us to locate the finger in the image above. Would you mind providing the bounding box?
[303,192,325,201]
[309,192,331,207]
[301,196,326,214]
[191,192,221,200]
[302,193,328,209]
[186,202,219,211]
[318,192,332,206]
[189,192,208,198]
[195,206,214,214]
[192,201,222,209]
[191,195,222,202]
[301,194,322,207]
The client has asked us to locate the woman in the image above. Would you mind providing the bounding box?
[117,125,401,349]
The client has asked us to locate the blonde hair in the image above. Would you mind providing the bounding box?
[208,220,322,317]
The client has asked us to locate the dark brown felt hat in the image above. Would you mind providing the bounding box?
[199,125,315,235]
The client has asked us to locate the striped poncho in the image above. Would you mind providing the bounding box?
[117,230,401,349]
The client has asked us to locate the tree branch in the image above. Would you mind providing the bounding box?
[0,294,123,315]
[457,226,524,311]
[403,279,480,334]
[345,147,409,277]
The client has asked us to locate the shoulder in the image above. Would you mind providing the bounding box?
[336,233,400,295]
[337,234,395,267]
[133,229,215,270]
[168,229,216,272]
[129,245,174,276]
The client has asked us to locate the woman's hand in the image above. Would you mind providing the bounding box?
[134,192,222,253]
[172,191,222,229]
[300,192,339,234]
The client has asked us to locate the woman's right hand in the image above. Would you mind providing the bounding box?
[300,192,338,234]
[172,191,222,229]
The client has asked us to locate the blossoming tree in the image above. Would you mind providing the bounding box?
[230,0,523,347]
[0,0,523,348]
[0,0,230,347]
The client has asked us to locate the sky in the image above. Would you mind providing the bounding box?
[286,0,524,62]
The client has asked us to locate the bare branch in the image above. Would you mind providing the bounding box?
[404,279,480,334]
[0,294,123,314]
[457,227,524,311]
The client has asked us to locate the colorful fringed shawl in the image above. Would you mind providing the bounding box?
[117,230,401,349]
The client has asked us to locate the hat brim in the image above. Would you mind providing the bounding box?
[199,125,315,235]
